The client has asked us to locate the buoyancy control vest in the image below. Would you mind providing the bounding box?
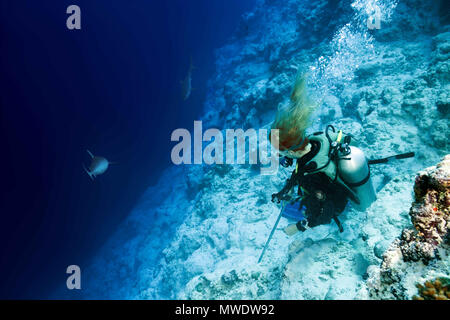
[296,125,377,211]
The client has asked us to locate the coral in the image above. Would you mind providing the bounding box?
[401,155,450,262]
[413,277,450,300]
[366,155,450,300]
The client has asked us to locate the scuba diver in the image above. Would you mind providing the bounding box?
[268,73,377,236]
[257,73,415,263]
[266,73,415,237]
[271,125,367,235]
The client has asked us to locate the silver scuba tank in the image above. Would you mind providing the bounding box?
[337,146,377,211]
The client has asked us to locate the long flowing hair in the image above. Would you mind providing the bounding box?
[270,73,316,151]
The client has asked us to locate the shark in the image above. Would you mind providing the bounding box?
[181,57,194,101]
[83,150,111,180]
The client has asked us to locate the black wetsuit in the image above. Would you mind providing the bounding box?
[273,140,349,231]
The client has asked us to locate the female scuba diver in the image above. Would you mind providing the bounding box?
[269,73,377,236]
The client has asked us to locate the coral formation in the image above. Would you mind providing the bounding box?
[398,155,450,262]
[366,155,450,300]
[413,277,450,300]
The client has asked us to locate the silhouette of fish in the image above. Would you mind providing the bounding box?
[83,150,112,180]
[181,57,194,101]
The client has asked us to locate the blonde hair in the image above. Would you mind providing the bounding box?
[270,73,316,151]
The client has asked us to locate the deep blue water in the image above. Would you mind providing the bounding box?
[0,0,255,299]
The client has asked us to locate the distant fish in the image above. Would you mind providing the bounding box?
[83,150,112,180]
[181,57,195,101]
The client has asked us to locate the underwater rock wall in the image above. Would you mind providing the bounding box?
[75,0,449,299]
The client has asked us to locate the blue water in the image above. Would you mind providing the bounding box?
[2,0,448,300]
[0,0,255,299]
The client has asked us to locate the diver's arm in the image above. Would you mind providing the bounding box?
[271,170,300,203]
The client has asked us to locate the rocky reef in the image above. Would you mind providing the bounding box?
[366,155,450,300]
[61,0,450,300]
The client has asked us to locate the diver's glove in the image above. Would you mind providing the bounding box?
[280,157,293,168]
[296,219,308,232]
[271,191,292,203]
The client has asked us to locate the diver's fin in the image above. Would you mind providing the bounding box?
[284,224,299,236]
[83,164,94,181]
[86,150,94,159]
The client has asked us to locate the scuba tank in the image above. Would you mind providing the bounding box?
[302,125,377,211]
[337,145,377,211]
